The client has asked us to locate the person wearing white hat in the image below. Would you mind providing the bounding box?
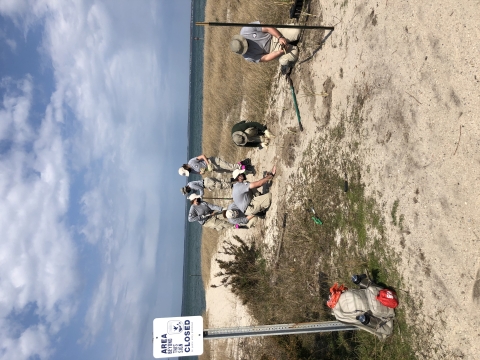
[178,154,252,176]
[230,21,300,66]
[180,178,231,197]
[187,194,230,231]
[223,203,258,228]
[231,165,276,216]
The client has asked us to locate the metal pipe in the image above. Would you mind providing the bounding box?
[203,321,357,340]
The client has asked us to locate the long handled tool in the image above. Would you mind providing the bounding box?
[203,197,233,200]
[286,75,303,132]
[307,199,322,225]
[310,207,323,225]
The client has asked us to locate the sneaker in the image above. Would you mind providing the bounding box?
[255,210,267,219]
[238,158,251,166]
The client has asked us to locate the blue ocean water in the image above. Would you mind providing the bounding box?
[180,2,207,359]
[181,0,207,319]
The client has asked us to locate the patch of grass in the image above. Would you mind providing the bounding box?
[391,199,399,226]
[202,0,289,158]
[200,1,293,270]
[331,120,346,140]
[399,213,405,230]
[217,132,423,359]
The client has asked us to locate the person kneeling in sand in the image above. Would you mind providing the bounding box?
[178,154,253,176]
[223,203,258,229]
[187,194,230,231]
[231,120,275,148]
[181,178,231,197]
[230,21,300,67]
[231,166,275,216]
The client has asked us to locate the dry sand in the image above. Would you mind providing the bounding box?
[204,0,480,358]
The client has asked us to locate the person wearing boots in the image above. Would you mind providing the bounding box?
[229,21,300,66]
[178,154,253,176]
[231,165,275,216]
[187,194,230,231]
[181,178,231,197]
[231,120,275,148]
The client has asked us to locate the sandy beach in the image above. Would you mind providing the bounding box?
[202,0,480,358]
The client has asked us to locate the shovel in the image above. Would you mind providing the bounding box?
[286,75,303,132]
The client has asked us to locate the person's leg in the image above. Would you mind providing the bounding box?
[270,26,300,52]
[217,178,231,190]
[269,36,281,53]
[244,127,259,136]
[276,26,300,66]
[208,157,241,173]
[204,177,230,191]
[277,27,301,42]
[244,127,262,144]
[247,216,258,228]
[279,45,299,66]
[203,216,230,231]
[245,192,272,215]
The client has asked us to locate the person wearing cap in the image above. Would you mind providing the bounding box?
[231,120,275,148]
[187,194,230,231]
[231,166,275,216]
[181,178,231,197]
[223,203,258,228]
[230,21,300,66]
[178,154,252,176]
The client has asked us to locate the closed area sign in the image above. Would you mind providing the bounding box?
[153,316,204,358]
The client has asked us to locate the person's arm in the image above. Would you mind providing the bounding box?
[206,202,222,213]
[260,51,284,62]
[197,154,209,164]
[262,27,289,47]
[249,165,276,189]
[189,180,204,197]
[188,206,201,223]
[249,175,273,189]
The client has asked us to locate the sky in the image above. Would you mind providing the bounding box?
[0,0,191,359]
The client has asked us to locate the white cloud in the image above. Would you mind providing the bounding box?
[1,0,189,359]
[5,38,17,52]
[0,77,78,359]
[1,325,52,360]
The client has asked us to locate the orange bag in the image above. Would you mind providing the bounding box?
[326,283,348,309]
[376,289,399,309]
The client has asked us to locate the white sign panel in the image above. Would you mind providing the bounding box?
[153,316,203,358]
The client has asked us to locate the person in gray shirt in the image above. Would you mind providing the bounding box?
[187,194,230,231]
[224,202,257,228]
[230,21,300,66]
[231,165,276,216]
[181,178,231,197]
[178,154,252,176]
